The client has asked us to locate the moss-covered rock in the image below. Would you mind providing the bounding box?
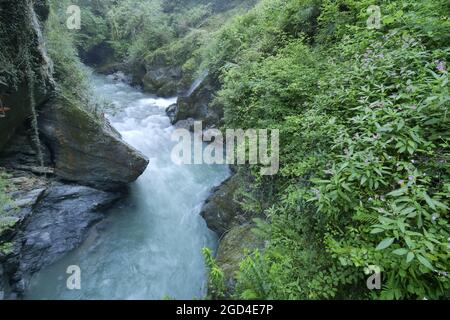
[142,66,182,97]
[201,174,246,237]
[216,223,265,293]
[38,99,149,190]
[1,0,149,191]
[201,170,266,295]
[138,29,207,97]
[0,0,54,151]
[174,74,223,128]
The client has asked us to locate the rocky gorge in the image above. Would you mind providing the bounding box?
[0,0,148,299]
[0,0,261,300]
[81,23,262,299]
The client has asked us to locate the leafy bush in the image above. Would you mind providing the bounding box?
[106,0,174,64]
[208,0,450,300]
[203,247,226,300]
[45,0,108,119]
[41,0,449,300]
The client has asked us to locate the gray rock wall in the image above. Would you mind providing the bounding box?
[0,0,54,150]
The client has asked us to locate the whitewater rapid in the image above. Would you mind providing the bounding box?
[25,73,229,300]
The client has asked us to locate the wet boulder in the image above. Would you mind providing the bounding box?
[1,182,122,296]
[201,174,246,237]
[142,66,182,97]
[172,73,223,129]
[38,99,149,191]
[201,172,266,295]
[215,223,266,294]
[166,103,179,124]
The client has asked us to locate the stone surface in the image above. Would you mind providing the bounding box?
[172,74,223,129]
[38,100,149,190]
[200,171,266,295]
[0,127,52,168]
[216,223,265,293]
[0,182,123,297]
[142,65,182,97]
[0,130,127,299]
[200,174,246,237]
[166,103,179,124]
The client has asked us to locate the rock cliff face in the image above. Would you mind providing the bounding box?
[0,0,149,190]
[0,0,54,150]
[0,120,127,299]
[0,0,149,298]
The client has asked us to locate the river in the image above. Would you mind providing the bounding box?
[25,73,230,300]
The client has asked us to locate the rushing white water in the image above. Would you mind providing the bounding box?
[25,74,229,300]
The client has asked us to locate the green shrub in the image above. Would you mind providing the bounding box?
[106,0,174,64]
[209,0,449,300]
[203,247,226,300]
[45,0,108,119]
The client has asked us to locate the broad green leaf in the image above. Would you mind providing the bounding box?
[423,192,436,210]
[417,255,433,270]
[376,237,395,250]
[406,252,414,263]
[434,200,450,210]
[392,248,408,256]
[388,188,407,197]
[405,236,414,249]
[371,228,385,234]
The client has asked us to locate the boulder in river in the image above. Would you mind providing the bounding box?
[201,172,266,295]
[201,174,247,237]
[166,103,179,124]
[38,99,149,191]
[215,223,266,294]
[142,65,182,97]
[170,73,223,129]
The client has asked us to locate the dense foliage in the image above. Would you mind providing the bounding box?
[45,0,108,119]
[206,0,449,299]
[69,0,257,90]
[203,247,226,299]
